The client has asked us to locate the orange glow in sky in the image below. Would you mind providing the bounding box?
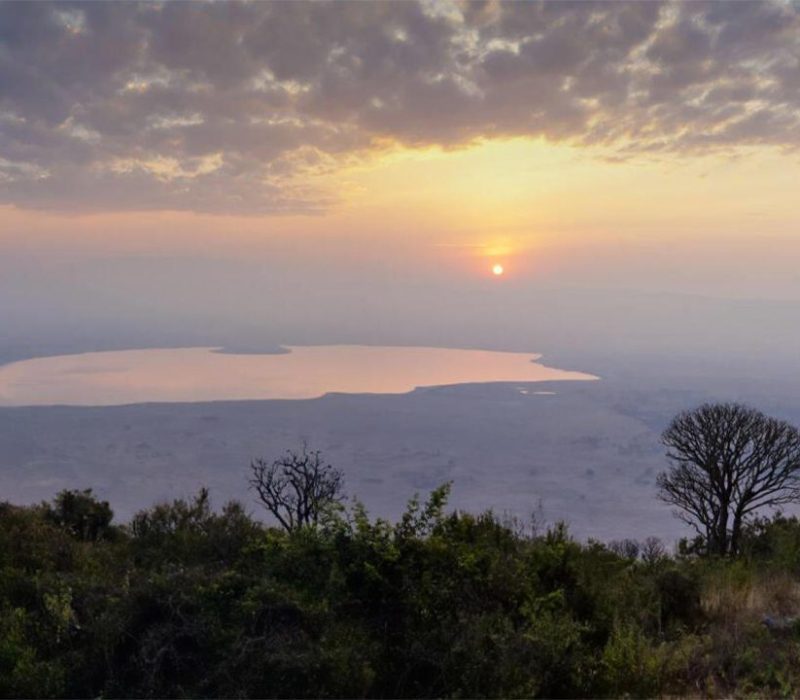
[1,3,800,302]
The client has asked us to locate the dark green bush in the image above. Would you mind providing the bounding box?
[0,489,799,697]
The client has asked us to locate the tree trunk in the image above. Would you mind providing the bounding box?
[730,507,745,556]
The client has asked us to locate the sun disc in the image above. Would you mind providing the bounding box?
[492,263,504,276]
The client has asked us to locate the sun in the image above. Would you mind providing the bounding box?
[492,263,504,276]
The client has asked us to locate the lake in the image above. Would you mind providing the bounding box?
[0,345,597,406]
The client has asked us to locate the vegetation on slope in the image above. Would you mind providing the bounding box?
[3,401,800,698]
[1,484,800,697]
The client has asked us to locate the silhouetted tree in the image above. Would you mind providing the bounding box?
[249,445,344,531]
[640,536,667,565]
[43,488,114,541]
[657,403,800,556]
[608,539,640,560]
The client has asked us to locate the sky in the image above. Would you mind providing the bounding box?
[1,0,800,358]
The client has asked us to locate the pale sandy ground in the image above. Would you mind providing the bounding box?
[1,346,799,544]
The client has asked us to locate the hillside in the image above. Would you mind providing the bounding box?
[2,484,800,698]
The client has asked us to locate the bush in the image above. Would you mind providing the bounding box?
[0,488,799,697]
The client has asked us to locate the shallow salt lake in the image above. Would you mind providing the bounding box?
[0,345,598,406]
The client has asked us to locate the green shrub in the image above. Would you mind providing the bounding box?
[0,489,799,697]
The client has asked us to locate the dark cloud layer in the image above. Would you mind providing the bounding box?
[1,1,798,213]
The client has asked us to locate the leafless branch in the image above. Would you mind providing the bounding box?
[248,445,344,532]
[657,403,800,555]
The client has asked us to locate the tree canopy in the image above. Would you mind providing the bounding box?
[657,402,800,556]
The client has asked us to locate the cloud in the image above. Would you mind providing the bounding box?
[0,0,798,214]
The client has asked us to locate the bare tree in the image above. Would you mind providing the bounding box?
[657,403,800,556]
[608,538,640,560]
[640,536,667,565]
[249,445,344,532]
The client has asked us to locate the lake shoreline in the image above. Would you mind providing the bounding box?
[0,344,598,407]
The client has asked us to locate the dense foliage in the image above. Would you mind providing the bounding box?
[2,485,800,698]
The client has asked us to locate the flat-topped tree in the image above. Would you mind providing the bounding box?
[249,445,344,532]
[657,403,800,556]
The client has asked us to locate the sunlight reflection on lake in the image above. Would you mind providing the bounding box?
[0,345,598,406]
